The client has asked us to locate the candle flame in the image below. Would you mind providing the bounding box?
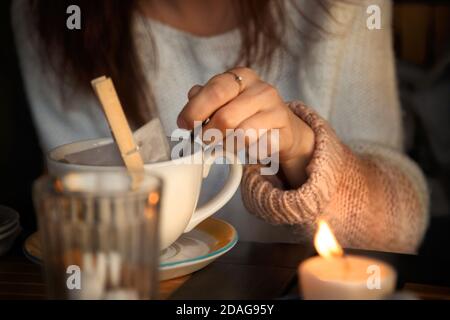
[314,219,343,259]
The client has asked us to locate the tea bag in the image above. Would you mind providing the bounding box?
[64,118,171,166]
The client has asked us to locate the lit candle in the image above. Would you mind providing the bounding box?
[299,219,397,300]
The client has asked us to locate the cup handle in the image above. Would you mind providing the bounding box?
[184,150,243,233]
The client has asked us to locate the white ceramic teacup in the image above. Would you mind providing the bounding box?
[47,138,242,250]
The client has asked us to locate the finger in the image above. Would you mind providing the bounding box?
[201,82,279,135]
[188,85,203,100]
[229,111,284,158]
[205,111,283,157]
[178,68,259,129]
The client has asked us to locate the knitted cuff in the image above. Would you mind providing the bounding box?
[241,101,348,226]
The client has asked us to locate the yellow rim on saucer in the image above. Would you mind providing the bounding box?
[23,217,238,269]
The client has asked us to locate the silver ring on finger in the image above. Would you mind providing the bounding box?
[224,71,244,94]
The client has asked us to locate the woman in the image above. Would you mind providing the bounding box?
[12,0,428,253]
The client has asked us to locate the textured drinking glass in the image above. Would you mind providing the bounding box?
[33,170,161,300]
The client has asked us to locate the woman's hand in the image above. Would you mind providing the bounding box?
[177,67,315,188]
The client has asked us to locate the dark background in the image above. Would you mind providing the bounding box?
[0,1,449,256]
[1,0,43,233]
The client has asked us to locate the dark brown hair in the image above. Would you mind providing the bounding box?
[29,0,329,128]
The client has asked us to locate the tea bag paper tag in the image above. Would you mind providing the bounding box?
[64,118,170,166]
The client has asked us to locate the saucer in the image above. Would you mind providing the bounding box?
[23,217,238,281]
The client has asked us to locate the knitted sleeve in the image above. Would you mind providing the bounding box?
[241,102,429,253]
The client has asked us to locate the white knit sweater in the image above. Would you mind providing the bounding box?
[12,0,428,243]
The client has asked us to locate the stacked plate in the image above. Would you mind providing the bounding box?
[0,205,21,256]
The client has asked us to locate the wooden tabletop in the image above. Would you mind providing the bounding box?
[1,240,450,300]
